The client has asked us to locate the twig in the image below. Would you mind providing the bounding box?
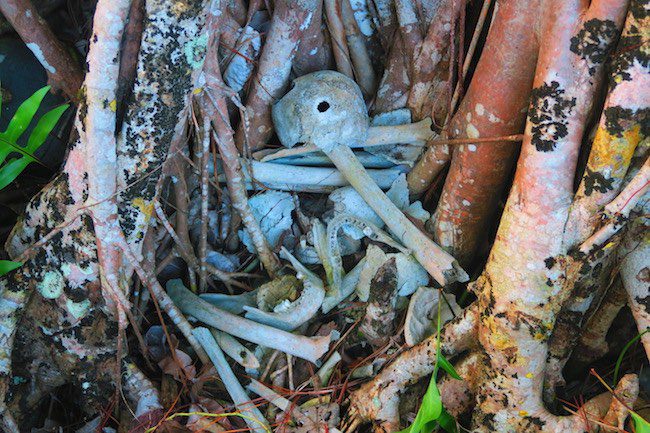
[199,117,211,291]
[324,0,354,78]
[449,0,492,112]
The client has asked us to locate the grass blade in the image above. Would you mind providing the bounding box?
[613,329,649,384]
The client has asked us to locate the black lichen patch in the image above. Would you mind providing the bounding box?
[117,12,205,242]
[517,416,547,432]
[544,257,557,269]
[604,106,650,138]
[473,409,496,431]
[528,81,576,152]
[570,19,619,75]
[609,4,649,90]
[583,167,615,196]
[635,295,650,313]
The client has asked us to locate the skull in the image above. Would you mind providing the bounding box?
[272,70,369,152]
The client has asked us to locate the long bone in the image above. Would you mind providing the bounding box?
[167,279,333,363]
[216,160,403,193]
[272,71,468,286]
[193,328,269,433]
[260,117,432,162]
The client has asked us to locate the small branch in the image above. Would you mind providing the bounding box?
[0,0,83,99]
[199,118,211,291]
[580,157,649,255]
[124,250,210,364]
[572,279,627,365]
[340,0,376,97]
[429,133,524,147]
[619,222,650,360]
[324,0,354,78]
[201,15,282,276]
[448,0,492,112]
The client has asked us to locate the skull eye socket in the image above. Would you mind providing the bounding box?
[317,101,330,112]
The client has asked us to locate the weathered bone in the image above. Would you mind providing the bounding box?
[259,117,432,162]
[272,71,468,286]
[167,280,333,363]
[193,327,269,433]
[215,159,402,193]
[243,248,325,331]
[211,329,260,369]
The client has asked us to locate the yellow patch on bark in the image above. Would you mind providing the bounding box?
[588,124,640,178]
[133,197,154,222]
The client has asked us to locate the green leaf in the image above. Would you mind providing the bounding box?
[437,408,458,433]
[631,411,650,433]
[0,157,32,190]
[0,260,22,276]
[0,87,67,189]
[1,86,51,142]
[397,373,443,433]
[26,104,69,152]
[0,135,47,167]
[421,374,443,420]
[422,420,439,433]
[438,353,462,380]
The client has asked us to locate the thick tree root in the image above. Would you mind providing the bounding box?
[342,304,478,432]
[0,0,208,428]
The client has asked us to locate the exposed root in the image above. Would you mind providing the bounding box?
[438,352,484,417]
[343,303,478,431]
[620,218,650,360]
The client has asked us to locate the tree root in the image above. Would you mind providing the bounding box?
[0,0,208,428]
[342,303,478,432]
